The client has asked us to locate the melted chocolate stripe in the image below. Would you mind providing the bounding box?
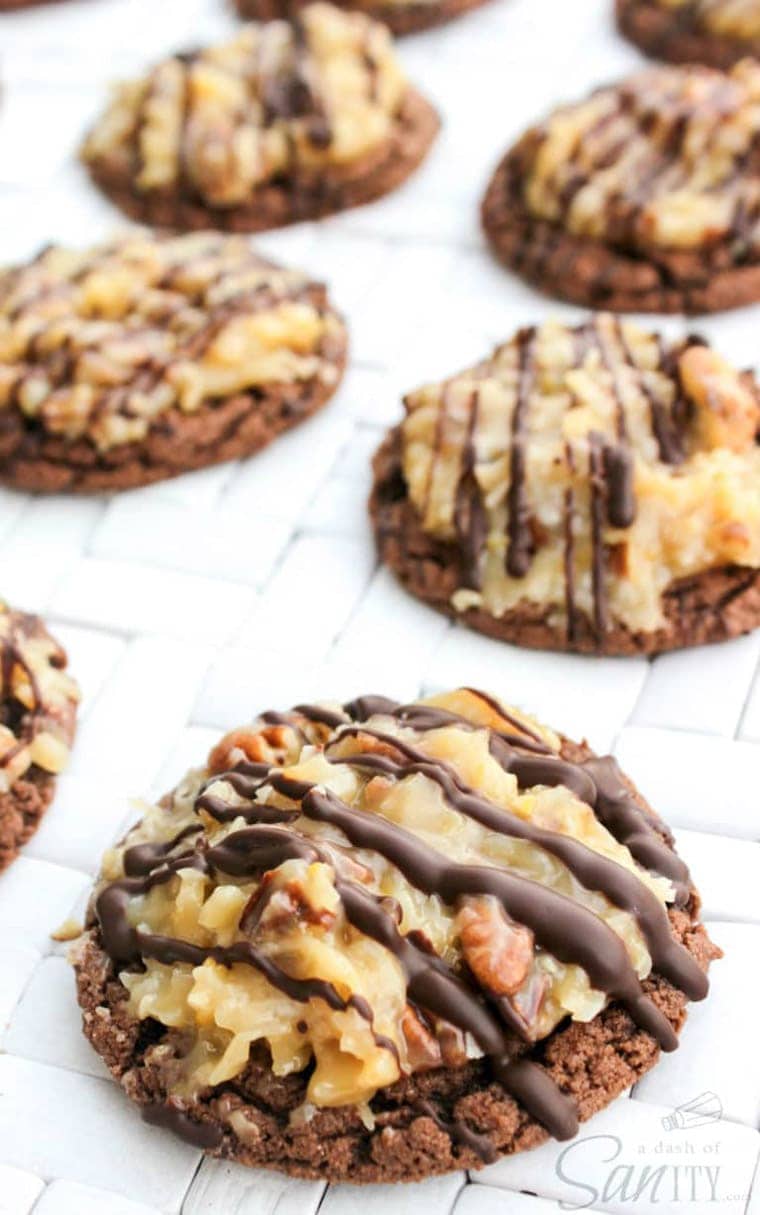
[299,787,678,1050]
[326,728,701,997]
[415,1099,498,1163]
[563,454,578,644]
[506,327,537,578]
[588,431,609,637]
[380,698,552,756]
[454,390,488,590]
[583,756,689,901]
[337,880,578,1141]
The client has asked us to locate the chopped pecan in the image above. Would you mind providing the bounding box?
[456,895,534,997]
[401,1006,442,1072]
[240,873,336,936]
[208,725,293,774]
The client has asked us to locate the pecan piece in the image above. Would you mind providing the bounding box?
[208,724,293,774]
[401,1006,442,1072]
[240,873,336,936]
[456,895,534,997]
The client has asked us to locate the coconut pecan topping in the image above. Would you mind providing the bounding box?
[398,315,760,638]
[0,231,345,452]
[518,59,760,254]
[0,603,78,795]
[86,687,707,1143]
[81,4,407,206]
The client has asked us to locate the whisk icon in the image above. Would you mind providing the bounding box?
[662,1092,723,1131]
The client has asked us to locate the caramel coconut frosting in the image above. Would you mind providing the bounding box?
[482,59,760,312]
[0,603,78,869]
[0,231,347,491]
[73,689,715,1180]
[80,4,439,231]
[372,314,760,655]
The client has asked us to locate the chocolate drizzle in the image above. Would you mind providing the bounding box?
[94,691,706,1152]
[588,431,609,636]
[409,314,706,638]
[454,390,488,590]
[143,1102,223,1150]
[506,327,537,578]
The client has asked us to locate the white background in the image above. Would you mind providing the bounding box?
[0,0,759,1212]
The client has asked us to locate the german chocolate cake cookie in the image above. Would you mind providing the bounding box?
[81,4,439,231]
[233,0,493,38]
[482,59,760,313]
[617,0,760,68]
[371,315,760,655]
[73,688,716,1181]
[0,603,78,871]
[0,231,347,492]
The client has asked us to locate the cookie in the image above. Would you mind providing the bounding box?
[0,603,78,871]
[617,0,760,68]
[81,4,439,233]
[233,0,493,38]
[0,231,347,493]
[0,1,69,9]
[482,59,760,313]
[372,314,760,656]
[73,688,717,1181]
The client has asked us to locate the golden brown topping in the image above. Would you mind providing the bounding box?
[399,315,760,637]
[678,344,760,452]
[82,4,407,205]
[0,232,345,452]
[0,603,79,795]
[521,59,760,253]
[87,688,696,1120]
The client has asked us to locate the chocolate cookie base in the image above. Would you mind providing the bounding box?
[234,0,493,37]
[0,0,69,8]
[0,354,346,494]
[74,735,716,1183]
[371,429,760,657]
[85,89,439,233]
[481,145,760,314]
[0,771,54,873]
[616,0,758,68]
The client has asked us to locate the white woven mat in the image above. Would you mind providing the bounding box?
[0,0,758,1211]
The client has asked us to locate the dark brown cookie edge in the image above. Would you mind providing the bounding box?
[0,616,78,871]
[84,88,440,234]
[615,0,758,69]
[0,337,348,494]
[480,142,760,315]
[234,0,494,36]
[370,427,760,656]
[0,770,55,873]
[72,733,717,1183]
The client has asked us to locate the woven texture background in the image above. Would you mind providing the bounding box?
[0,0,758,1211]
